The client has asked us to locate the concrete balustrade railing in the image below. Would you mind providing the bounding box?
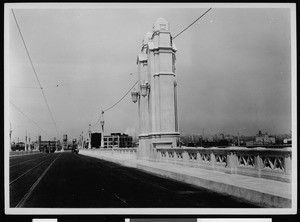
[81,148,137,159]
[80,146,291,183]
[156,147,292,182]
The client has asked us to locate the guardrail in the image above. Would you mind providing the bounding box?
[81,148,137,159]
[156,147,292,182]
[80,146,291,183]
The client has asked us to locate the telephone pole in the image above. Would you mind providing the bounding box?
[9,123,12,151]
[100,110,105,148]
[88,124,91,149]
[25,130,27,151]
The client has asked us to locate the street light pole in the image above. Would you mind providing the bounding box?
[29,133,31,151]
[9,123,12,151]
[100,110,105,148]
[88,124,91,149]
[81,131,84,149]
[25,130,27,151]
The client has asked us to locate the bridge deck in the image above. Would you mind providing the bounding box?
[80,151,292,208]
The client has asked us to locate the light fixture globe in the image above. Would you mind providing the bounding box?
[140,82,149,97]
[100,120,104,126]
[131,90,139,103]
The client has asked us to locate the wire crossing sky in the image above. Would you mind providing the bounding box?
[6,3,295,142]
[92,8,213,126]
[11,8,59,138]
[172,8,212,40]
[9,101,49,137]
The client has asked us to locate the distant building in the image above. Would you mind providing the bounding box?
[39,140,57,153]
[11,142,25,151]
[254,131,276,145]
[104,133,133,148]
[283,138,292,144]
[62,134,68,150]
[91,133,101,148]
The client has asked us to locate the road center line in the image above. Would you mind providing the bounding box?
[15,153,62,208]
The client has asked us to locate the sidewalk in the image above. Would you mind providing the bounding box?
[80,151,292,208]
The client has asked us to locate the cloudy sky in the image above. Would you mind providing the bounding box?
[6,3,295,142]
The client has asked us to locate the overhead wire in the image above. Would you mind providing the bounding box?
[172,8,212,40]
[11,83,71,89]
[11,9,59,138]
[89,80,138,128]
[88,8,212,128]
[10,8,212,135]
[90,8,212,130]
[103,80,138,113]
[10,101,49,137]
[97,7,212,118]
[90,116,101,128]
[98,8,212,117]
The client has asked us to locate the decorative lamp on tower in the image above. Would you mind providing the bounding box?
[140,82,150,97]
[131,90,139,103]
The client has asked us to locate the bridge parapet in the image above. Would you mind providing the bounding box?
[83,148,137,159]
[111,148,137,159]
[81,146,291,183]
[155,147,292,182]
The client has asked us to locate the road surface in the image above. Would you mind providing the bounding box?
[9,152,259,208]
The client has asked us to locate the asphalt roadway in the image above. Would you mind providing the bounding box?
[9,152,259,208]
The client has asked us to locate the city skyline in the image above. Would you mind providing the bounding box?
[6,3,295,142]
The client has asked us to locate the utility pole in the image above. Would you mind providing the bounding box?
[88,124,91,149]
[54,137,57,152]
[100,110,105,148]
[25,130,27,151]
[9,123,12,151]
[81,131,84,149]
[28,133,31,151]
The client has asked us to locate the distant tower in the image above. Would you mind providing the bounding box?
[133,18,179,160]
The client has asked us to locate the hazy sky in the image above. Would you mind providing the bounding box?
[6,3,294,142]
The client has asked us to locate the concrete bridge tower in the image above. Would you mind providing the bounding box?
[133,18,179,160]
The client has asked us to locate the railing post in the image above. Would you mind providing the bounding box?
[182,150,189,166]
[211,151,215,170]
[228,151,237,174]
[196,151,201,167]
[256,153,263,178]
[284,153,292,175]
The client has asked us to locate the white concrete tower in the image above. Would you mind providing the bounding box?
[135,18,179,160]
[136,31,152,158]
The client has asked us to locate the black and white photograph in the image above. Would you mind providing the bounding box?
[4,2,297,215]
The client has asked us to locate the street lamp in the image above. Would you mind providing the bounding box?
[131,90,139,103]
[131,82,150,103]
[140,82,150,97]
